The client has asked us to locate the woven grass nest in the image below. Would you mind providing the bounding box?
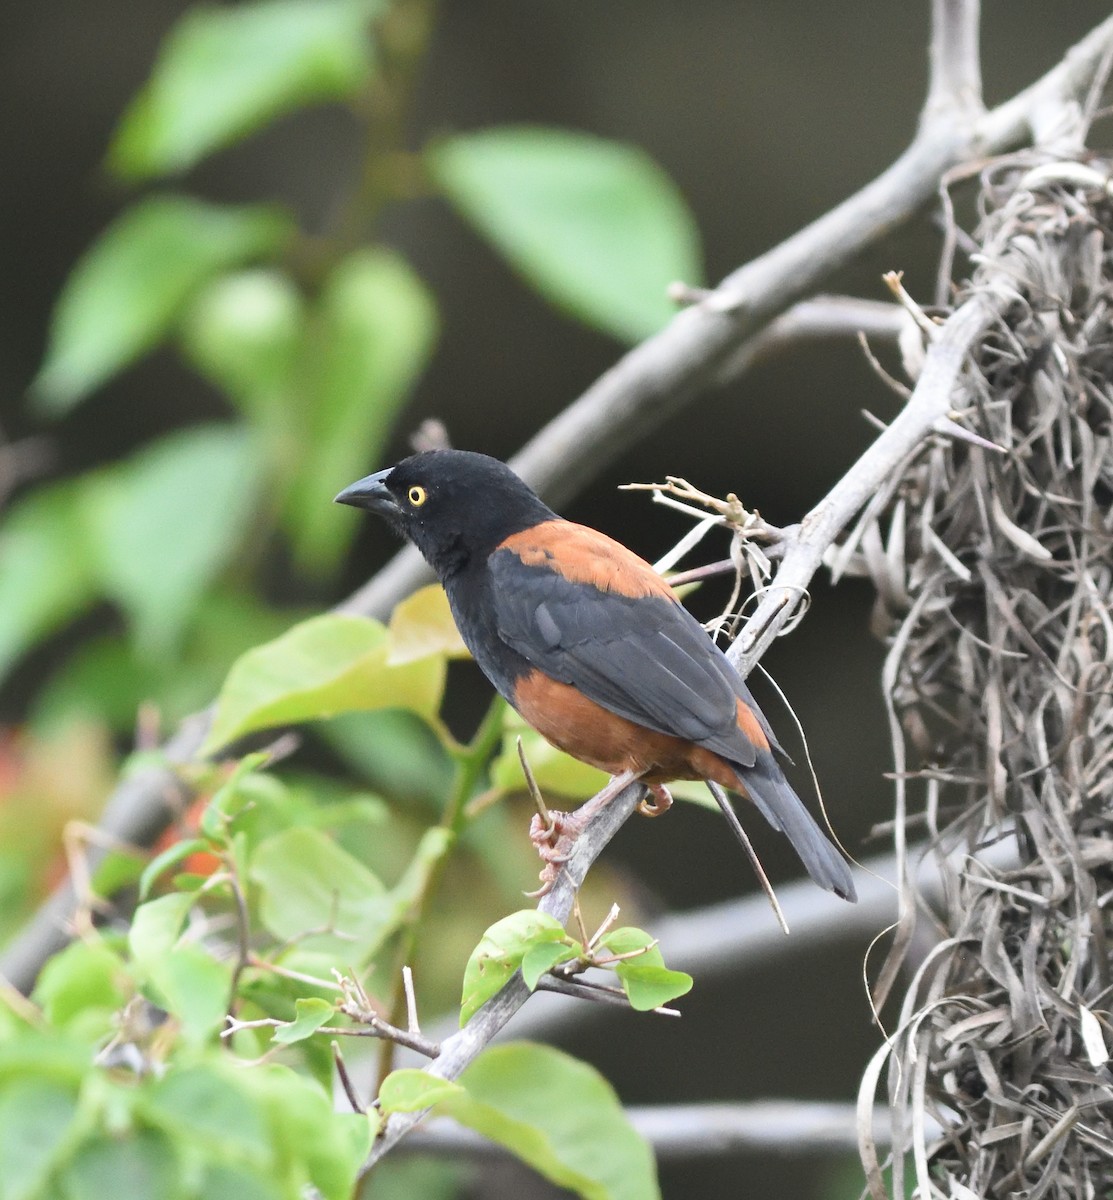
[859,149,1113,1198]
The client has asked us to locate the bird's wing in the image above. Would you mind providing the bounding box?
[489,522,773,767]
[490,522,856,903]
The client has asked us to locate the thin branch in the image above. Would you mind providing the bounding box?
[337,1018,442,1060]
[338,970,443,1060]
[226,871,252,1016]
[361,779,645,1170]
[705,779,790,934]
[534,974,680,1017]
[355,830,1006,1166]
[977,15,1113,150]
[401,1100,941,1161]
[925,0,983,120]
[335,298,916,622]
[713,296,911,388]
[332,1042,366,1115]
[330,838,1035,1142]
[325,13,1113,1176]
[729,293,999,678]
[402,965,420,1036]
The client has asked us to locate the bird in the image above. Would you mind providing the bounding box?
[335,449,855,902]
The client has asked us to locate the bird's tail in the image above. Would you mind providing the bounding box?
[726,753,856,901]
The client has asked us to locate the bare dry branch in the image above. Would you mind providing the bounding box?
[925,0,983,120]
[729,293,1000,678]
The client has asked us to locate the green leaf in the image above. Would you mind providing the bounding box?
[29,634,148,733]
[129,893,230,1041]
[521,941,578,991]
[199,751,273,841]
[139,839,212,900]
[34,196,292,412]
[32,593,301,735]
[0,1039,91,1091]
[249,827,384,951]
[383,824,453,907]
[110,0,380,180]
[321,710,453,806]
[198,1164,285,1200]
[183,590,304,685]
[32,940,128,1031]
[612,963,692,1012]
[58,1129,182,1200]
[203,613,446,754]
[386,583,468,665]
[284,248,437,574]
[378,1071,464,1114]
[89,848,148,902]
[491,719,609,800]
[0,1079,80,1200]
[461,1044,659,1200]
[430,126,701,344]
[205,766,386,867]
[241,1064,372,1200]
[598,927,692,1012]
[0,481,99,681]
[88,424,262,657]
[385,1044,659,1200]
[272,997,334,1045]
[595,927,661,960]
[150,944,231,1044]
[180,268,305,415]
[460,911,568,1025]
[142,1064,271,1164]
[363,1159,461,1200]
[128,892,194,967]
[250,826,448,966]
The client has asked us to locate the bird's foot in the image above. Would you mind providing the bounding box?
[637,784,673,818]
[524,770,643,898]
[526,810,587,897]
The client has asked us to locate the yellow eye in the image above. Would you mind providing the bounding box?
[407,486,427,507]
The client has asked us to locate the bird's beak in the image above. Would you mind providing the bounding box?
[334,468,400,516]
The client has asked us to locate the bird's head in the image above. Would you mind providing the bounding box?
[335,449,555,577]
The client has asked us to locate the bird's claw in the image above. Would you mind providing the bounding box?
[529,810,587,859]
[637,784,674,818]
[523,875,556,899]
[527,810,587,895]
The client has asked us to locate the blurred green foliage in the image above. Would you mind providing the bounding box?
[1,596,692,1197]
[1,0,708,1194]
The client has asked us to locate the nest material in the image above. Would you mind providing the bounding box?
[864,153,1113,1198]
